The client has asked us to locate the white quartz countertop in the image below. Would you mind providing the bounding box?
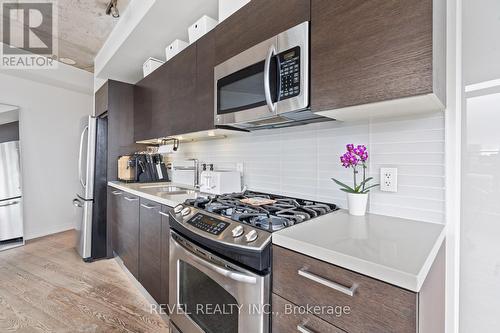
[108,181,199,207]
[273,210,445,292]
[108,181,445,292]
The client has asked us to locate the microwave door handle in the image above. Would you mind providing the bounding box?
[264,45,277,113]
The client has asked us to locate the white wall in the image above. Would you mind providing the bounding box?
[0,68,92,240]
[170,113,445,224]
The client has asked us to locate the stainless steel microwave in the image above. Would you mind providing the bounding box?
[214,21,326,130]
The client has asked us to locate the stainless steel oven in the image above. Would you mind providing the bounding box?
[169,231,270,333]
[214,21,323,130]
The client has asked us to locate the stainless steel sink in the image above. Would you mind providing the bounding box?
[139,184,194,195]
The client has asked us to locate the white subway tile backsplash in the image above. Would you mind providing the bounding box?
[169,113,445,224]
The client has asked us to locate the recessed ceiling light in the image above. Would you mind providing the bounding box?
[59,57,76,65]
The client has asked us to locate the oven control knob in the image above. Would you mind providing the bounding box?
[231,225,244,238]
[174,204,184,214]
[181,207,191,217]
[245,230,258,243]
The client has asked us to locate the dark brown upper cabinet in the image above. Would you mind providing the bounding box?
[214,0,310,65]
[195,32,216,133]
[106,80,142,181]
[166,43,200,136]
[134,40,216,141]
[311,0,446,120]
[94,82,108,117]
[134,78,154,142]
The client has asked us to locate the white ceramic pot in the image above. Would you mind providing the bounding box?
[347,192,368,216]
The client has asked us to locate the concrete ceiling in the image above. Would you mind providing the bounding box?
[95,0,219,83]
[0,0,130,72]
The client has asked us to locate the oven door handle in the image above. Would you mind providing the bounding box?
[264,44,277,113]
[172,236,257,285]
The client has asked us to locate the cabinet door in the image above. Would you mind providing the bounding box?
[107,187,122,256]
[215,0,310,64]
[160,205,172,307]
[166,44,199,136]
[311,0,433,112]
[149,63,171,139]
[134,79,153,141]
[95,81,108,117]
[139,198,162,302]
[108,80,140,181]
[195,32,216,133]
[118,193,140,278]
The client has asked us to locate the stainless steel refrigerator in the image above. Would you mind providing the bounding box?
[74,115,108,261]
[0,141,23,246]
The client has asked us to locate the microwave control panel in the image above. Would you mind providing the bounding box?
[278,47,301,100]
[187,213,230,235]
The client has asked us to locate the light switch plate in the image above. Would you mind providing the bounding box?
[380,168,398,192]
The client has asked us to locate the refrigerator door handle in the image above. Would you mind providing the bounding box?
[0,200,20,208]
[78,125,89,189]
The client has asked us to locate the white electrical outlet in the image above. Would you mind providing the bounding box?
[380,168,398,192]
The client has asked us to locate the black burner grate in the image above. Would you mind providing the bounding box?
[184,191,338,232]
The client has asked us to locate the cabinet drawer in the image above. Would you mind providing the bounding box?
[272,294,344,333]
[273,246,417,333]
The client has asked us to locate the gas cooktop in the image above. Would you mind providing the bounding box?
[184,191,338,232]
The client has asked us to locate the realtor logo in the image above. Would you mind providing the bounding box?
[1,1,58,69]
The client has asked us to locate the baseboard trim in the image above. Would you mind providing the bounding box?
[24,223,75,241]
[114,255,170,324]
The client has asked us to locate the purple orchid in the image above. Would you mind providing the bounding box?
[332,144,379,193]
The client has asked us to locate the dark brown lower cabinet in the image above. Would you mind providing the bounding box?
[139,198,162,302]
[272,244,445,333]
[107,187,122,256]
[108,186,173,307]
[272,294,344,333]
[117,193,140,278]
[273,246,417,333]
[160,205,172,307]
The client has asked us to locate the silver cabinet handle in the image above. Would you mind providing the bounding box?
[111,190,122,196]
[297,325,314,333]
[159,211,169,217]
[141,203,157,210]
[264,44,277,113]
[298,269,357,297]
[0,200,20,208]
[123,196,138,202]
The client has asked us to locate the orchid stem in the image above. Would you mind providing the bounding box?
[353,166,357,191]
[362,163,366,192]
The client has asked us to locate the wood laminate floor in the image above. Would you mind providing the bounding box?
[0,230,169,333]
